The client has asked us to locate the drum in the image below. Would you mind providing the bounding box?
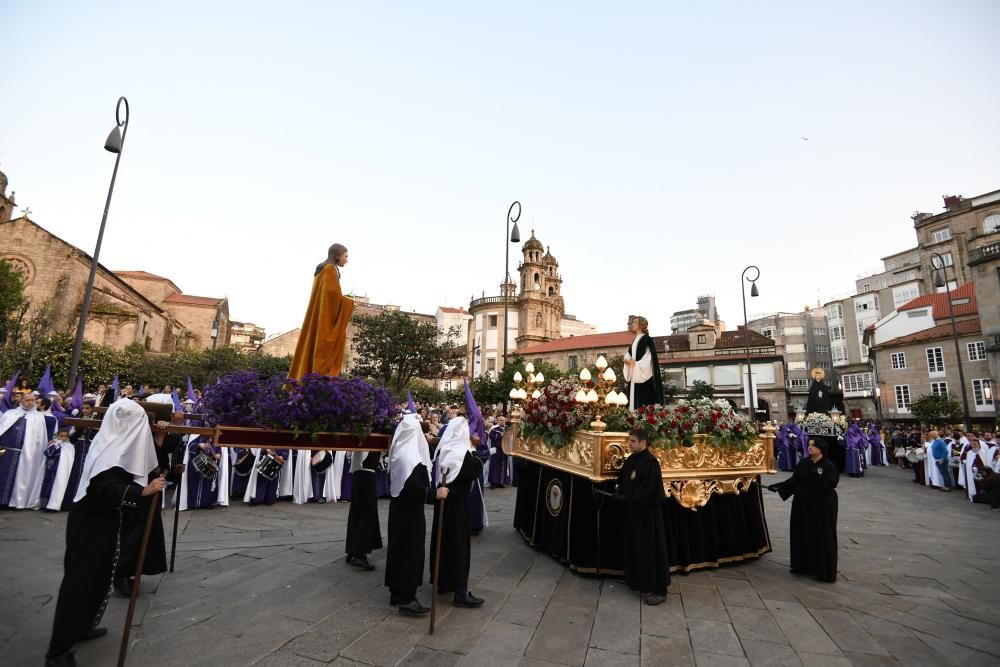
[234,450,254,477]
[192,451,219,479]
[256,453,284,480]
[311,451,333,473]
[501,428,516,456]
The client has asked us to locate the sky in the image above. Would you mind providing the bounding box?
[2,1,999,338]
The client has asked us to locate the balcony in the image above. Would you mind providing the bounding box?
[969,240,1000,267]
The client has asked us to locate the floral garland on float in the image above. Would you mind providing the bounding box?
[515,354,757,451]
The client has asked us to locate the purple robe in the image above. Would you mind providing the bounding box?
[250,448,289,506]
[0,416,27,506]
[231,448,251,499]
[39,442,61,501]
[777,424,808,472]
[187,440,222,508]
[487,426,511,487]
[867,425,886,466]
[844,424,866,476]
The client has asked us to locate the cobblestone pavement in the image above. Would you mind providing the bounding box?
[3,466,1000,666]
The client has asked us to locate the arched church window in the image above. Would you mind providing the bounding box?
[548,287,554,297]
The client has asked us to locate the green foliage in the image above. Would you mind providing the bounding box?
[349,310,463,394]
[405,381,445,406]
[0,260,27,353]
[661,379,682,403]
[910,393,962,426]
[1,330,291,391]
[496,355,563,401]
[468,373,506,412]
[686,379,715,401]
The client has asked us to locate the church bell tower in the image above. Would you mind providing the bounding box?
[516,230,564,348]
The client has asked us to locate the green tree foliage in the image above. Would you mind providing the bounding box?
[497,355,563,397]
[349,310,463,395]
[910,393,962,426]
[469,373,506,412]
[405,381,445,406]
[686,379,715,401]
[661,375,682,403]
[1,330,291,390]
[0,260,27,354]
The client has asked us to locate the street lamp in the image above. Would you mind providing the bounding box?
[502,201,521,370]
[211,312,221,350]
[931,252,971,432]
[67,96,130,389]
[741,265,760,420]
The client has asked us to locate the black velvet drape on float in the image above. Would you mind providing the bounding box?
[513,460,771,573]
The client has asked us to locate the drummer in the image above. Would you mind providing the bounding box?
[183,437,225,509]
[247,448,290,506]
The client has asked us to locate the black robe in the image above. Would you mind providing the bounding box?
[48,467,143,656]
[117,467,175,579]
[630,333,664,409]
[617,447,670,595]
[805,379,833,414]
[346,451,383,556]
[384,464,435,601]
[429,452,482,594]
[773,456,839,583]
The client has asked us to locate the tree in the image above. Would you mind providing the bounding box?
[497,355,563,400]
[350,310,463,394]
[661,377,682,403]
[910,393,962,426]
[687,380,715,401]
[469,373,506,413]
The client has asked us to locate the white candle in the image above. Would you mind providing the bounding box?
[535,372,545,384]
[525,363,535,373]
[586,389,599,403]
[603,368,616,382]
[575,389,588,403]
[513,371,523,383]
[579,368,592,382]
[595,355,608,370]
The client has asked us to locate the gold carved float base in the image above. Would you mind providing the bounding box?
[514,429,775,511]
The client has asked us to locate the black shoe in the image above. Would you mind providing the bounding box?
[389,594,400,605]
[346,555,375,571]
[45,651,77,667]
[398,600,431,615]
[81,627,108,641]
[644,594,666,606]
[470,529,482,536]
[114,577,132,598]
[453,592,485,607]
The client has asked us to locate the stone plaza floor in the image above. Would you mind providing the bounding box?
[3,465,1000,666]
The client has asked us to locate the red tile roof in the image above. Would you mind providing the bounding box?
[656,327,775,354]
[874,318,982,348]
[520,331,633,354]
[163,294,224,307]
[439,306,469,314]
[897,282,977,320]
[661,353,782,366]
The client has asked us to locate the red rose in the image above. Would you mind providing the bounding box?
[646,415,656,424]
[683,421,693,430]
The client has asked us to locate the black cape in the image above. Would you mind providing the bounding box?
[429,451,482,594]
[346,452,383,556]
[48,467,143,655]
[384,464,435,599]
[773,456,839,582]
[117,466,176,578]
[618,447,670,594]
[805,379,833,414]
[630,333,664,408]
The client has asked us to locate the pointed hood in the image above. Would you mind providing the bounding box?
[465,379,485,445]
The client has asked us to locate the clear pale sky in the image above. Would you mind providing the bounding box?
[3,1,998,337]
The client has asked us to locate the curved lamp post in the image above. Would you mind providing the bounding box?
[741,265,760,420]
[502,201,521,370]
[68,97,130,389]
[931,252,971,432]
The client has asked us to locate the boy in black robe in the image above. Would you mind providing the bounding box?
[345,450,383,570]
[614,427,670,604]
[768,438,839,583]
[46,399,164,667]
[429,416,485,607]
[384,414,446,614]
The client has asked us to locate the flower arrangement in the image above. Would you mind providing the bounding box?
[795,412,841,436]
[522,393,758,451]
[205,371,396,441]
[620,398,757,450]
[202,370,266,427]
[521,378,591,448]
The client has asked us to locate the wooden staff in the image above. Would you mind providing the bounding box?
[169,478,181,573]
[429,469,448,636]
[117,487,161,667]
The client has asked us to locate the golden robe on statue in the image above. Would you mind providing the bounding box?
[288,264,354,379]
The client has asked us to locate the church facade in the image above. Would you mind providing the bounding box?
[0,170,230,353]
[467,230,594,378]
